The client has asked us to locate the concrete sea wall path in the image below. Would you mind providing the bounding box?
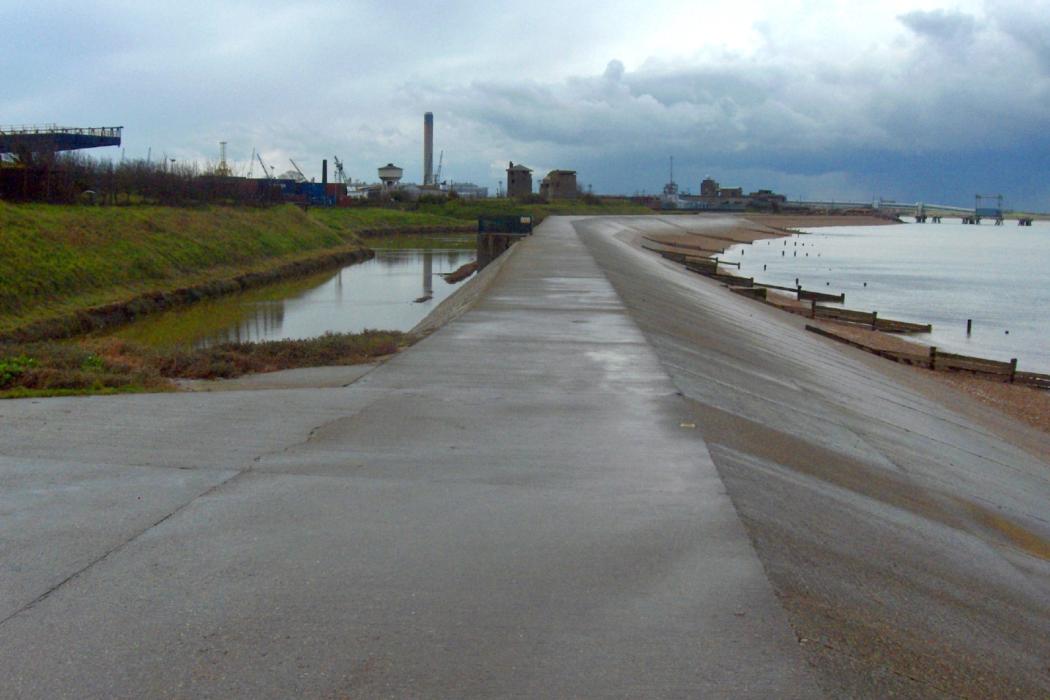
[0,217,821,697]
[574,215,1050,698]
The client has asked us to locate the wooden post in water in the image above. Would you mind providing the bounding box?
[966,319,972,335]
[1009,358,1017,383]
[810,300,816,319]
[871,310,878,331]
[796,284,802,301]
[929,346,938,370]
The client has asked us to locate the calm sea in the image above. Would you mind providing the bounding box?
[727,219,1050,374]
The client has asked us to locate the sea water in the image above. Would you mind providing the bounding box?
[727,220,1050,374]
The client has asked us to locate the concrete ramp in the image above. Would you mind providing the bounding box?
[0,218,819,696]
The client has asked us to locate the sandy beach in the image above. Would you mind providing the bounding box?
[639,212,896,250]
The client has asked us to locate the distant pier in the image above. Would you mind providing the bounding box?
[912,193,1035,226]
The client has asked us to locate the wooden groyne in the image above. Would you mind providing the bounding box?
[684,261,752,286]
[721,278,845,303]
[642,236,724,255]
[931,348,1016,378]
[644,230,1048,390]
[805,325,931,367]
[652,244,933,334]
[1015,372,1050,389]
[797,288,844,303]
[811,305,931,333]
[729,286,768,301]
[806,325,1050,389]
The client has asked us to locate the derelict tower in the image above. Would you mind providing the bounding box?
[423,112,434,186]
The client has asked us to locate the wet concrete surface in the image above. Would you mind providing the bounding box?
[0,217,821,697]
[574,215,1050,698]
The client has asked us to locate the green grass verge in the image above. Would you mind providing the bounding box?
[0,203,464,334]
[0,198,651,338]
[0,331,407,398]
[379,197,652,225]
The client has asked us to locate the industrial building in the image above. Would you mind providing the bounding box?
[1,115,494,205]
[699,177,743,201]
[506,162,533,198]
[539,170,578,200]
[656,173,789,211]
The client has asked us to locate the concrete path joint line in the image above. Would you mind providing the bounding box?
[0,467,247,631]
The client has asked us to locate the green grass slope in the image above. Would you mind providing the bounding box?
[0,199,651,335]
[0,203,461,333]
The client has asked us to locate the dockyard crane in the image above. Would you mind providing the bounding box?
[256,152,274,180]
[434,150,444,185]
[289,158,307,182]
[332,155,347,184]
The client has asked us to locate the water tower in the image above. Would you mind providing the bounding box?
[378,163,403,189]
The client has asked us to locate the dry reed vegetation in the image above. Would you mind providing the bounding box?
[0,331,405,398]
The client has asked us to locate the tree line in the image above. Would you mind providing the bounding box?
[0,152,275,205]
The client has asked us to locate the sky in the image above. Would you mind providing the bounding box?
[3,0,1049,209]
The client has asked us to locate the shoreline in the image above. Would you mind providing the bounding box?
[727,220,1050,374]
[634,213,1050,435]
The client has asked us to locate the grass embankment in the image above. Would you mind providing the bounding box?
[0,198,651,397]
[411,197,653,225]
[315,197,651,229]
[0,202,464,337]
[0,331,406,399]
[1,199,646,337]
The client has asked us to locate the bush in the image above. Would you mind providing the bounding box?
[0,356,36,387]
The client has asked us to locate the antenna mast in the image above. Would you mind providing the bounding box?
[217,141,231,177]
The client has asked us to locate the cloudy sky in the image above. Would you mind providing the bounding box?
[4,0,1049,208]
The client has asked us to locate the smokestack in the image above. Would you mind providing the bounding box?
[322,159,328,185]
[423,112,434,186]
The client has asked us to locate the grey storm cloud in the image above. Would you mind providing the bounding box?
[898,9,977,41]
[425,31,1049,158]
[3,0,1050,207]
[403,5,1050,206]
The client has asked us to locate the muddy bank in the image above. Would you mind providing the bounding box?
[746,212,902,230]
[358,224,475,237]
[441,261,478,284]
[0,245,374,343]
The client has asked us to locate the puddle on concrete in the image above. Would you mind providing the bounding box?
[103,249,474,348]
